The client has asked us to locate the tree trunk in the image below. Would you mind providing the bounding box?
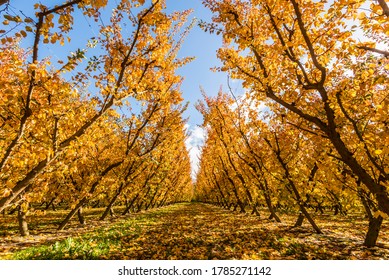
[77,207,85,225]
[239,202,246,213]
[122,193,140,215]
[136,201,144,212]
[294,212,304,227]
[101,186,122,220]
[92,200,100,208]
[359,190,374,221]
[268,212,281,222]
[299,205,322,233]
[8,206,18,215]
[328,190,346,216]
[145,188,159,210]
[0,183,34,214]
[328,128,389,216]
[316,204,324,214]
[18,204,29,236]
[231,187,245,213]
[265,138,321,233]
[334,205,339,216]
[262,184,281,222]
[251,201,260,216]
[58,162,122,229]
[58,197,87,230]
[287,179,322,233]
[45,197,56,211]
[364,215,384,247]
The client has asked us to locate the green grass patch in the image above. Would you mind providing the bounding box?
[11,213,157,260]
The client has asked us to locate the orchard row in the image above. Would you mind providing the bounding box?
[195,0,388,248]
[0,0,193,235]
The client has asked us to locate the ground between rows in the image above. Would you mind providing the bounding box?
[1,202,389,259]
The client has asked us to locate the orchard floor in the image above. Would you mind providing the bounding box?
[1,202,389,259]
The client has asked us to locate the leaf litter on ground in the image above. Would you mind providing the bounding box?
[1,202,388,259]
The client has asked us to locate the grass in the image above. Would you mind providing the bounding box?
[0,205,162,259]
[10,212,155,260]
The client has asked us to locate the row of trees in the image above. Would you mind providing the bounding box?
[0,0,192,235]
[195,0,388,247]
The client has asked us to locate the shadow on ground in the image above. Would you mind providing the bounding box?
[2,203,389,259]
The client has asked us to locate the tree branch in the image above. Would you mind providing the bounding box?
[357,46,389,57]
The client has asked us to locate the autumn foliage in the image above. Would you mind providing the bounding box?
[0,0,192,235]
[196,0,388,248]
[0,0,388,259]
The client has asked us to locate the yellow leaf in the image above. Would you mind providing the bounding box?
[373,211,388,219]
[28,63,37,71]
[374,149,382,155]
[358,12,366,19]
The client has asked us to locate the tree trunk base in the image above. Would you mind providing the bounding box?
[294,213,304,227]
[77,207,85,225]
[364,215,383,248]
[18,205,29,237]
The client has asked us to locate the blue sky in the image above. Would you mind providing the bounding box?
[165,0,227,125]
[3,0,229,126]
[164,0,231,177]
[1,0,239,176]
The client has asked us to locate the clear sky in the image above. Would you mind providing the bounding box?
[165,0,232,177]
[165,0,230,126]
[3,0,231,124]
[2,0,238,177]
